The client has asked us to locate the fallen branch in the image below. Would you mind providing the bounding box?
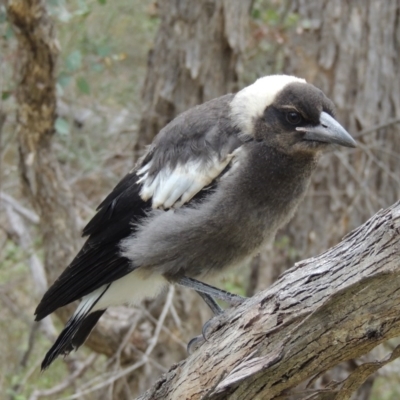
[138,201,400,400]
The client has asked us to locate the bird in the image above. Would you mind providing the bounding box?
[35,74,356,370]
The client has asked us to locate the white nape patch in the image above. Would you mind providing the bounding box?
[91,269,167,311]
[230,75,306,136]
[137,154,236,209]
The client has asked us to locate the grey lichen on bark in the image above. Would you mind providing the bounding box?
[138,201,400,400]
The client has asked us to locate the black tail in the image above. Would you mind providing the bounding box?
[41,309,105,370]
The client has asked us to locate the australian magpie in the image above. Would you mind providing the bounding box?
[35,75,356,369]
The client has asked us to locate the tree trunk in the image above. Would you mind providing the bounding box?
[135,0,254,157]
[282,0,400,268]
[128,0,257,393]
[138,201,400,400]
[273,2,400,397]
[6,0,146,364]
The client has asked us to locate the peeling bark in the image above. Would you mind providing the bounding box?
[138,201,400,400]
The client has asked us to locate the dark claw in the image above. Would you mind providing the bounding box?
[202,317,222,341]
[187,292,246,354]
[187,335,205,354]
[187,315,224,354]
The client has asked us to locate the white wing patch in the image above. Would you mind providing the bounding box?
[137,152,238,209]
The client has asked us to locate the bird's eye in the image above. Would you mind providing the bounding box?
[286,112,302,125]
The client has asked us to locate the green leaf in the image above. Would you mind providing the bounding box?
[57,72,71,88]
[98,0,106,4]
[0,8,7,24]
[56,83,64,96]
[77,77,90,94]
[5,24,14,39]
[283,12,299,29]
[91,62,104,72]
[264,9,280,25]
[75,0,90,17]
[66,50,82,71]
[96,44,110,57]
[251,8,261,20]
[1,91,11,100]
[55,117,70,135]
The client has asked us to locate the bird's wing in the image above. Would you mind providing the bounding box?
[35,94,244,320]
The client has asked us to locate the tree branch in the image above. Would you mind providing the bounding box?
[138,201,400,400]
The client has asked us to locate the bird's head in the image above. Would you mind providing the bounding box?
[231,75,356,155]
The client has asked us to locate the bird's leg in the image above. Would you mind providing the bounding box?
[187,292,224,354]
[177,276,246,306]
[180,277,247,354]
[196,291,223,315]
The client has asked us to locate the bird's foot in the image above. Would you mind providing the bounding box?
[187,334,205,354]
[187,316,223,354]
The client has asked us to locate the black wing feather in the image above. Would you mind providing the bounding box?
[35,172,151,320]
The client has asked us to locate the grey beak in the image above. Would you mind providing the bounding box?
[297,111,356,148]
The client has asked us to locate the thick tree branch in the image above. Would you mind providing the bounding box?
[139,201,400,400]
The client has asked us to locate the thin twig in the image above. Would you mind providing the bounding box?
[0,291,31,325]
[29,354,97,400]
[140,308,186,349]
[169,301,182,328]
[0,191,40,224]
[358,141,400,186]
[146,285,174,356]
[4,204,57,339]
[62,286,176,399]
[20,322,40,368]
[127,345,168,373]
[354,116,400,138]
[109,311,142,366]
[5,204,48,295]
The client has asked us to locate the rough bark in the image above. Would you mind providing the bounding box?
[138,201,400,400]
[6,0,79,311]
[281,0,400,268]
[271,2,400,397]
[135,0,254,157]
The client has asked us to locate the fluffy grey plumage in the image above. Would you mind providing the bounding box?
[35,75,356,370]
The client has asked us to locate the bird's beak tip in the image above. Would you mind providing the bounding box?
[301,111,356,149]
[346,138,357,148]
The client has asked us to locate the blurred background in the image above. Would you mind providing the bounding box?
[1,0,400,399]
